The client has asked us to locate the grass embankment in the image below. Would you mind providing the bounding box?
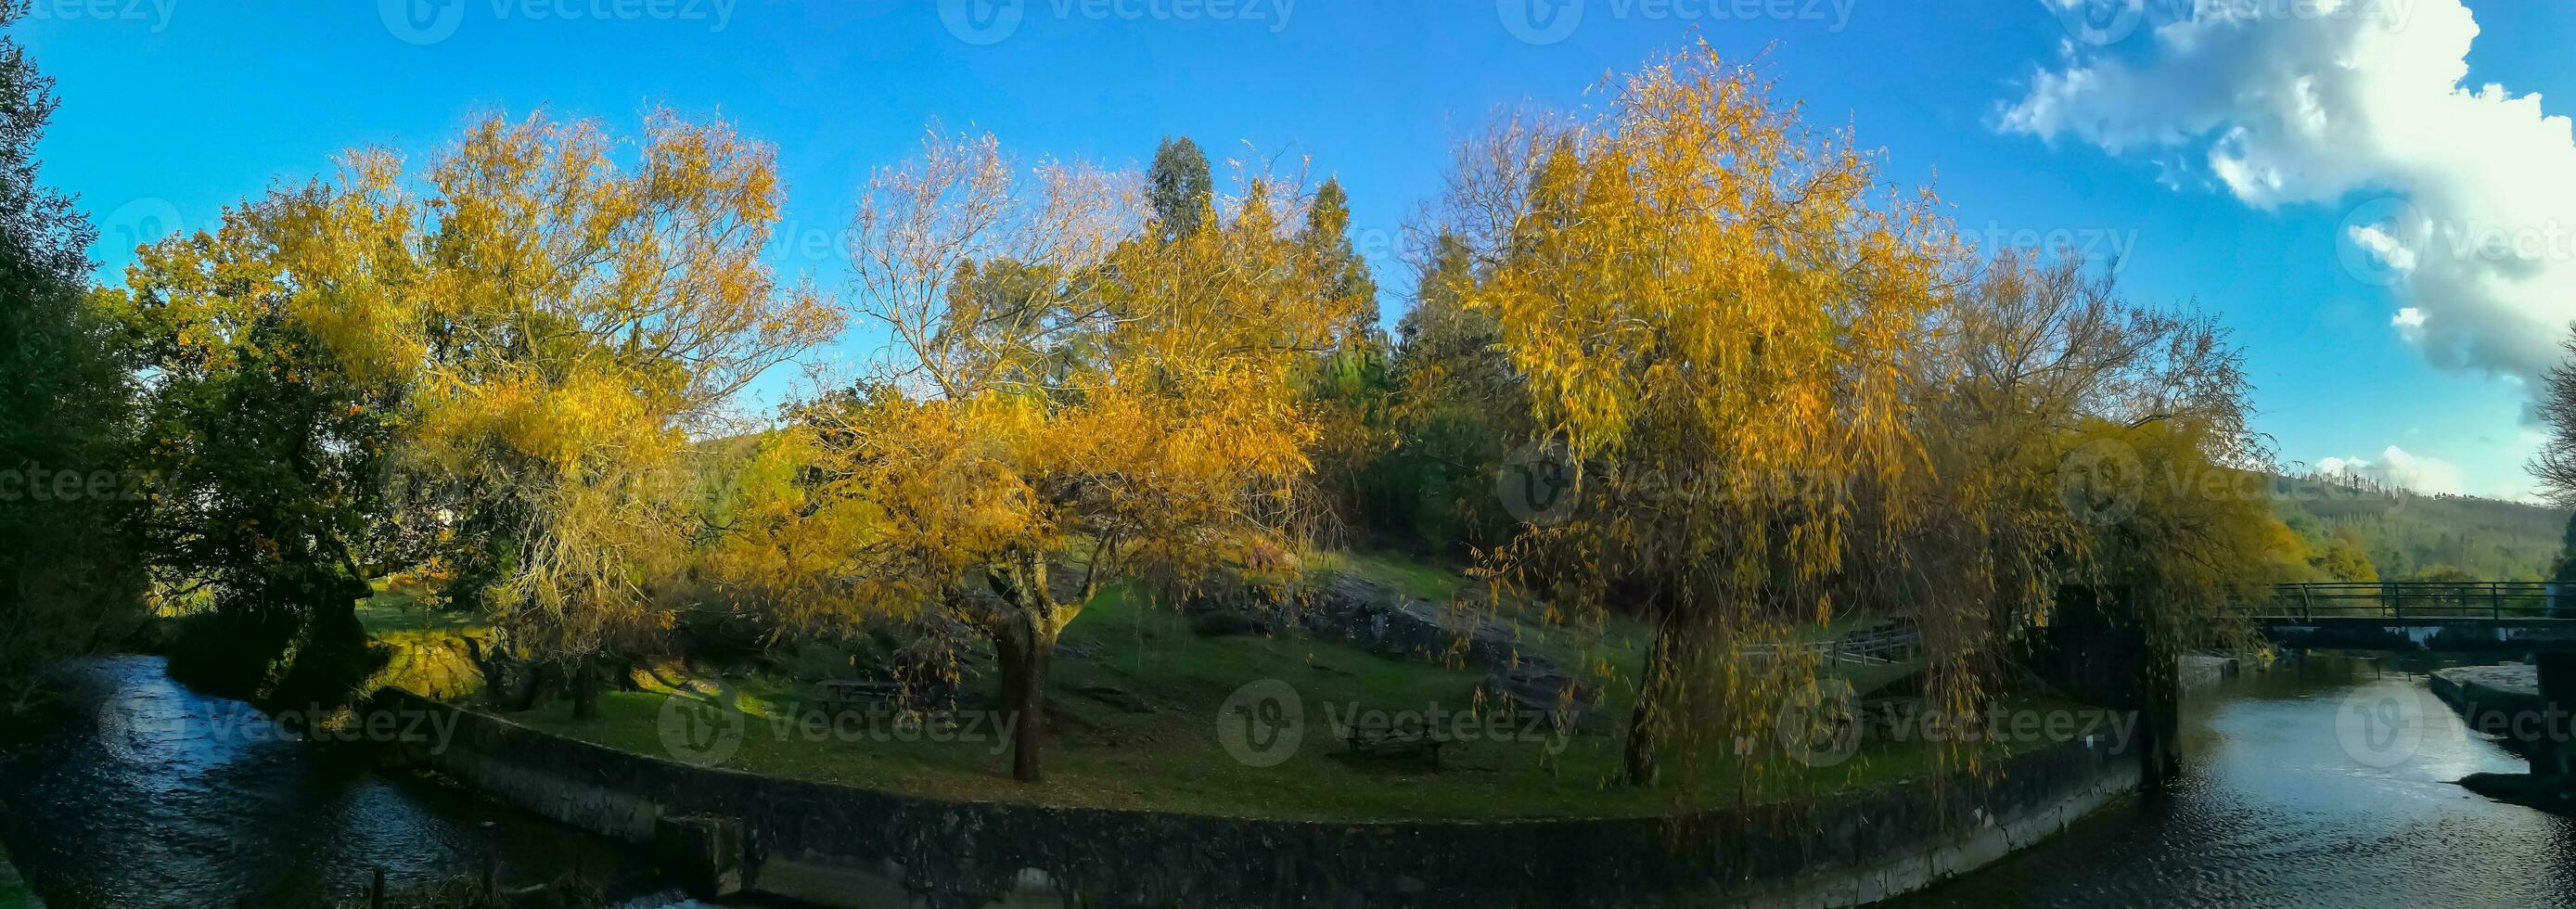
[0,841,36,909]
[357,591,493,703]
[455,552,2077,822]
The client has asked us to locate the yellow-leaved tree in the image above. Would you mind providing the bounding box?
[1903,250,2288,771]
[1439,45,1954,787]
[715,131,1359,782]
[260,110,841,714]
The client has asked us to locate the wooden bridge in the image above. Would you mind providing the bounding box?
[2255,581,2570,621]
[2244,582,2576,652]
[2247,581,2576,778]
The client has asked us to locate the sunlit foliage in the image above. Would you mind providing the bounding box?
[1434,45,1952,787]
[714,130,1363,780]
[135,110,840,710]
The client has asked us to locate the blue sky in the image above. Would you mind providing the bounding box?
[19,0,2576,500]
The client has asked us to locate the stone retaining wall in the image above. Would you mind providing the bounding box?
[371,692,2143,908]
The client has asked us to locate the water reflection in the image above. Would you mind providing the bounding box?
[1893,653,2576,908]
[0,656,642,908]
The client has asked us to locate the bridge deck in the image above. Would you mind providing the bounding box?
[2247,583,2576,650]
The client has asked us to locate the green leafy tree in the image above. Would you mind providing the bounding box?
[1374,230,1522,551]
[0,6,148,706]
[2316,536,2379,583]
[115,201,414,707]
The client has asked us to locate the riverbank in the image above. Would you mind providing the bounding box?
[374,689,2148,907]
[2429,662,2541,727]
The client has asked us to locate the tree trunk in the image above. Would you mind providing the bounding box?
[993,623,1057,783]
[570,659,601,721]
[1623,601,1683,787]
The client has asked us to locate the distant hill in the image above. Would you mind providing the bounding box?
[2269,474,2571,582]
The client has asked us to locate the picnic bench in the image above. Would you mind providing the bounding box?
[814,679,904,719]
[1339,716,1444,767]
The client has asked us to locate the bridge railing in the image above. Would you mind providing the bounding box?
[2255,582,2570,621]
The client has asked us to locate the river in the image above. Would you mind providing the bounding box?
[1892,652,2576,908]
[4,653,2571,907]
[0,656,650,908]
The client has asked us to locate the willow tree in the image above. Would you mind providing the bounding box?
[1903,250,2283,751]
[237,111,839,714]
[720,131,1353,782]
[1442,46,1952,787]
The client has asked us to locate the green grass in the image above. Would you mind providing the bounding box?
[356,587,488,638]
[0,843,32,909]
[1309,549,1469,603]
[512,582,2060,822]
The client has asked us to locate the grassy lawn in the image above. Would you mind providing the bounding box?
[0,844,33,909]
[508,583,2070,822]
[356,587,488,638]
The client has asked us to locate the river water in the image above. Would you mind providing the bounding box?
[4,653,2571,907]
[1892,652,2576,908]
[0,656,647,908]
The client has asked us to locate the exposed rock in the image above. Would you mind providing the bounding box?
[2458,772,2576,813]
[1288,572,1540,672]
[1478,664,1606,734]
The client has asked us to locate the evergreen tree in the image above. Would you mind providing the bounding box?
[1298,177,1379,341]
[1147,135,1211,243]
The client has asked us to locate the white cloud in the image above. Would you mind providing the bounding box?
[2003,0,2576,399]
[2391,305,2427,341]
[2316,444,2467,495]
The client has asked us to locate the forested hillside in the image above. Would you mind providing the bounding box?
[2272,474,2570,582]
